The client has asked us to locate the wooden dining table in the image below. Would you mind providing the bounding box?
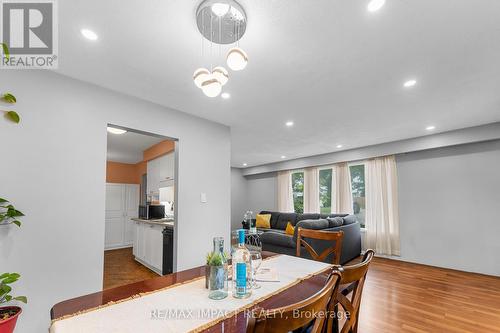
[51,251,331,332]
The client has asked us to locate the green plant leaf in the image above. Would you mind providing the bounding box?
[12,220,21,227]
[6,111,20,123]
[0,285,12,294]
[4,295,12,302]
[1,276,19,284]
[2,93,16,104]
[0,273,9,279]
[13,296,27,304]
[1,43,9,60]
[0,198,8,203]
[7,208,24,217]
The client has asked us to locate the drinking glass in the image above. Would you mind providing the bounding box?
[250,251,262,289]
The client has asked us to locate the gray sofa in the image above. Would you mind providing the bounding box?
[244,211,362,265]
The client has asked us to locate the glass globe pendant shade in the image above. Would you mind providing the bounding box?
[212,66,229,86]
[201,75,222,97]
[193,68,210,88]
[226,47,248,71]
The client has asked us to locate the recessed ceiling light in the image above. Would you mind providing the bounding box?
[81,28,98,41]
[281,155,286,159]
[221,92,230,99]
[336,144,343,149]
[367,0,386,12]
[107,126,127,135]
[285,121,294,127]
[243,163,248,167]
[426,125,436,131]
[403,79,417,88]
[211,3,230,16]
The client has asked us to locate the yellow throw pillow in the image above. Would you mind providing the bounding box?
[255,214,271,229]
[285,222,295,235]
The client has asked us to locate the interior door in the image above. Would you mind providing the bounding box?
[105,184,125,249]
[124,184,140,245]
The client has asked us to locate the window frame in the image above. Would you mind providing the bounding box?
[348,161,367,229]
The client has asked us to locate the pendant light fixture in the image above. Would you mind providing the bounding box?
[193,0,248,97]
[226,47,247,71]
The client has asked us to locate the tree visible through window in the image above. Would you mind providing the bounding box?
[349,164,366,228]
[292,172,304,214]
[319,169,332,214]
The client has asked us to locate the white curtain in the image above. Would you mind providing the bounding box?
[303,167,320,213]
[365,155,400,256]
[332,162,353,214]
[277,170,294,212]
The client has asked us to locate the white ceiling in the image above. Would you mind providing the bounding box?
[58,0,500,167]
[107,131,164,164]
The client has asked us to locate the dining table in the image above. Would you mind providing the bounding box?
[50,251,333,333]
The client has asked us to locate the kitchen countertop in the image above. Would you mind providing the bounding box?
[131,218,174,227]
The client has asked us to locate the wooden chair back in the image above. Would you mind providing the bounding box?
[246,270,342,333]
[327,249,375,333]
[296,228,344,265]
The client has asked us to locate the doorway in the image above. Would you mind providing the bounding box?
[104,125,178,289]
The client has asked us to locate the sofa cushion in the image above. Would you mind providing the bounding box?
[260,211,281,229]
[260,231,295,249]
[255,214,271,229]
[342,215,357,225]
[275,213,298,230]
[329,213,349,218]
[297,213,320,223]
[327,216,344,228]
[293,219,330,241]
[320,214,330,219]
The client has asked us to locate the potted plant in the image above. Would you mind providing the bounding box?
[0,198,24,227]
[0,273,27,333]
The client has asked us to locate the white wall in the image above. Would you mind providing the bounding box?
[397,140,500,276]
[0,71,231,332]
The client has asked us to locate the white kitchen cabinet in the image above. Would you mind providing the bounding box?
[133,221,163,274]
[104,183,139,250]
[147,152,175,194]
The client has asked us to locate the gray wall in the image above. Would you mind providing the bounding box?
[243,140,500,276]
[0,71,231,332]
[397,140,500,276]
[231,168,248,230]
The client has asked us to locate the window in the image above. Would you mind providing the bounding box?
[291,171,304,214]
[349,164,366,228]
[319,168,333,214]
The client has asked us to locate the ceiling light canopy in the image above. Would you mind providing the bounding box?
[336,144,343,148]
[281,155,286,159]
[107,127,127,135]
[81,28,98,41]
[285,121,294,127]
[403,79,417,88]
[426,125,436,131]
[367,0,386,12]
[243,163,247,166]
[196,0,247,44]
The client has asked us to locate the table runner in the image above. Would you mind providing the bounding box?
[50,255,331,333]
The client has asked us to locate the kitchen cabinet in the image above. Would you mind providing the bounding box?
[147,152,175,195]
[133,221,164,275]
[105,183,139,250]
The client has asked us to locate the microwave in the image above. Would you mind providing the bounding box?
[139,205,165,220]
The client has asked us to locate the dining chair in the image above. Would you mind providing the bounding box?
[296,228,344,265]
[326,249,375,333]
[246,269,342,333]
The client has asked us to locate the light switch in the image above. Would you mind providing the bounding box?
[200,192,207,203]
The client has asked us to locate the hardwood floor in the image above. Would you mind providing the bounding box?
[103,247,158,290]
[358,257,500,332]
